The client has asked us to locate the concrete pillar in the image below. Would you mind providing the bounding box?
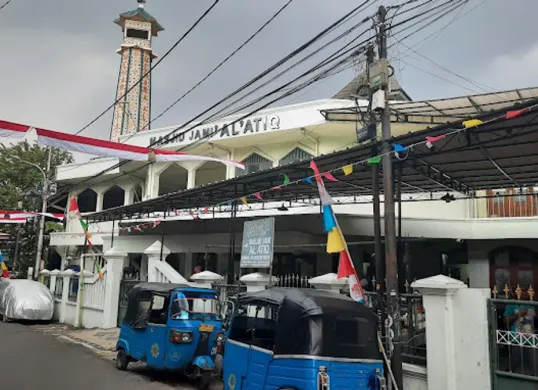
[309,273,347,293]
[411,275,491,390]
[187,167,197,189]
[184,253,194,279]
[49,270,60,294]
[59,269,75,324]
[140,254,148,281]
[102,247,128,329]
[190,270,224,288]
[144,240,170,282]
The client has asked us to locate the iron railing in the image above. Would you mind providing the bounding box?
[365,291,427,366]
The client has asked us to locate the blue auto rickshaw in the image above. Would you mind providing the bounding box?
[115,282,225,389]
[222,288,386,390]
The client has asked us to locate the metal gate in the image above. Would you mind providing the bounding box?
[489,297,538,389]
[117,279,139,326]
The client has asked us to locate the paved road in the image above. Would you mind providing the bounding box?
[0,322,221,389]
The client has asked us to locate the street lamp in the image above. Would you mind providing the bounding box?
[9,150,51,279]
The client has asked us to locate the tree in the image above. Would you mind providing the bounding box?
[0,141,73,275]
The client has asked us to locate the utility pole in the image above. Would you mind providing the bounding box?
[365,43,385,341]
[12,200,23,272]
[377,6,403,388]
[34,148,52,279]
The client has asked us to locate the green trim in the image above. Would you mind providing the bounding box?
[110,51,124,140]
[120,48,133,136]
[137,50,144,132]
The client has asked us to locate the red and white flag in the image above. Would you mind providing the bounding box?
[0,121,29,139]
[338,249,366,303]
[36,128,245,169]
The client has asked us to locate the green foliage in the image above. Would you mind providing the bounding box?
[0,141,73,273]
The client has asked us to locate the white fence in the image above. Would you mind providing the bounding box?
[40,254,108,329]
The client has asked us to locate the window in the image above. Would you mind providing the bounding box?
[493,189,505,204]
[235,153,273,177]
[334,318,370,346]
[514,188,528,203]
[126,28,149,40]
[279,147,313,166]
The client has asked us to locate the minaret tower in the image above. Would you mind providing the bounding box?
[110,0,164,142]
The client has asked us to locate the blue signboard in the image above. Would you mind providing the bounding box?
[240,217,275,268]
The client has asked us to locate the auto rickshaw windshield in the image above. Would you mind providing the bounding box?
[171,295,219,320]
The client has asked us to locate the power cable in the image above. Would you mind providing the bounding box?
[49,0,448,202]
[147,0,295,128]
[0,0,12,13]
[75,0,221,136]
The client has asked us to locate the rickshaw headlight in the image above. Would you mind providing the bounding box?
[170,330,193,344]
[215,332,225,343]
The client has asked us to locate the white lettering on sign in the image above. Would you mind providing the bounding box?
[149,115,281,147]
[240,217,275,269]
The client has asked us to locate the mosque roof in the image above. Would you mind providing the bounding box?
[114,8,164,36]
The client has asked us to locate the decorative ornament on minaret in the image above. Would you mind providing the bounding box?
[110,0,164,142]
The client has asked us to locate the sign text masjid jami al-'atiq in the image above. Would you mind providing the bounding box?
[149,115,281,146]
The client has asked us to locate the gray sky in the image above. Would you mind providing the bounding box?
[0,0,536,142]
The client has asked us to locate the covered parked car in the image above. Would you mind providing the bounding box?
[0,279,54,322]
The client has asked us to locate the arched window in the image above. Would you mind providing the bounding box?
[236,153,273,177]
[489,246,538,297]
[279,147,313,166]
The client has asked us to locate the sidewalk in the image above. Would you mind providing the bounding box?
[31,324,119,357]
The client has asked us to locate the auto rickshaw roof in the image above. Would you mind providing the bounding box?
[128,282,217,297]
[238,287,371,317]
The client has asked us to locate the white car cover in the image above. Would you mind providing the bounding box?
[0,279,54,321]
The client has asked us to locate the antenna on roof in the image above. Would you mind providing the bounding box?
[137,0,146,9]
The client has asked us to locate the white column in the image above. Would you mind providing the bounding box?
[309,273,346,293]
[49,270,59,294]
[411,275,491,390]
[140,254,148,281]
[144,240,171,282]
[59,269,75,324]
[184,253,193,279]
[102,247,128,329]
[190,270,224,288]
[187,167,197,189]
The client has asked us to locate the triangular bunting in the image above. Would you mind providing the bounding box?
[342,165,353,176]
[322,172,339,182]
[367,156,381,165]
[327,227,346,253]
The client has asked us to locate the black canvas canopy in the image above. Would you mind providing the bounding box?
[237,288,381,360]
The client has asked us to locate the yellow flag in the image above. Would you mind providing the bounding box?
[327,227,346,253]
[343,165,353,176]
[241,197,248,206]
[462,119,483,129]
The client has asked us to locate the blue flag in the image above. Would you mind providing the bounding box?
[322,205,337,233]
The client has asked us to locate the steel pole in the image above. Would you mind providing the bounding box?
[34,148,51,279]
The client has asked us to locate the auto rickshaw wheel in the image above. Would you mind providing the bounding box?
[198,371,212,390]
[115,349,130,371]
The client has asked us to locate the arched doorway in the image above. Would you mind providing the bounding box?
[489,246,538,297]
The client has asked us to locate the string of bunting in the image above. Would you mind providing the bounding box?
[180,106,536,219]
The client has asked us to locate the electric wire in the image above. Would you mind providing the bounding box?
[0,0,12,13]
[75,0,221,136]
[147,0,295,128]
[50,0,458,203]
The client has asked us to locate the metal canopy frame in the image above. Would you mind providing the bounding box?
[87,96,538,223]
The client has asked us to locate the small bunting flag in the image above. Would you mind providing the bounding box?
[241,197,248,206]
[282,174,291,186]
[227,200,233,206]
[393,143,408,152]
[322,205,337,233]
[95,260,104,281]
[367,156,381,164]
[327,227,346,253]
[322,172,339,182]
[190,211,201,220]
[254,192,264,201]
[203,208,209,214]
[304,177,313,184]
[310,160,322,179]
[506,109,527,120]
[425,135,445,149]
[462,119,483,129]
[270,186,282,191]
[343,165,353,176]
[153,220,161,227]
